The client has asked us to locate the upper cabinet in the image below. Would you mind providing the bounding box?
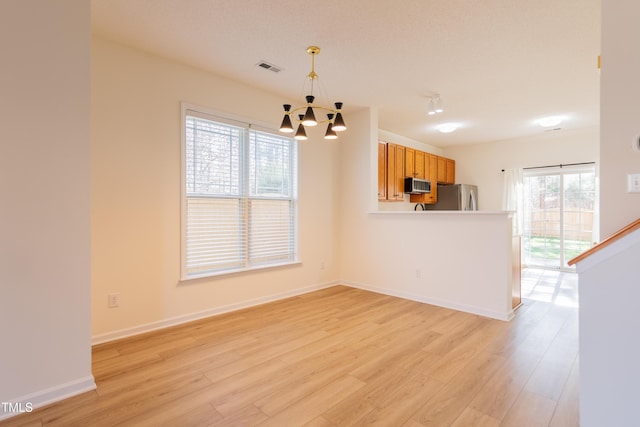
[437,156,455,185]
[405,147,426,180]
[379,141,405,202]
[446,158,455,184]
[379,139,455,203]
[405,148,415,179]
[378,142,387,201]
[414,150,426,179]
[386,143,405,201]
[409,151,438,204]
[426,153,439,203]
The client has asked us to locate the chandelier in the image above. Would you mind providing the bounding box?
[278,46,346,140]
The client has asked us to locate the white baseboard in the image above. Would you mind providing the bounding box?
[92,278,512,346]
[0,376,96,421]
[92,280,339,345]
[341,280,513,321]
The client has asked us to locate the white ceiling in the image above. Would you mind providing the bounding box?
[91,0,601,147]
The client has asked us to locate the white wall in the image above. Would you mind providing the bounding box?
[444,128,599,211]
[0,0,94,416]
[600,0,640,236]
[576,2,640,425]
[577,231,640,427]
[91,38,341,340]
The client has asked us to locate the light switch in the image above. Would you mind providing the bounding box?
[628,174,640,193]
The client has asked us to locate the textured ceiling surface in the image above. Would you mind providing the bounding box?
[92,0,601,147]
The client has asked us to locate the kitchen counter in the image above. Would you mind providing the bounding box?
[369,210,513,216]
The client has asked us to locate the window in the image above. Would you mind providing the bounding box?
[522,164,597,270]
[182,106,298,279]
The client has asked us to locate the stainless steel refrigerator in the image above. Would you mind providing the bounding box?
[425,184,478,210]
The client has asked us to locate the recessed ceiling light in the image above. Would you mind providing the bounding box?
[438,123,459,133]
[536,116,565,127]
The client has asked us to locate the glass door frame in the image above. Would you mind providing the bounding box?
[522,163,598,272]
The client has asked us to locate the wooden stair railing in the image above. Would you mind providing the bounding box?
[568,217,640,266]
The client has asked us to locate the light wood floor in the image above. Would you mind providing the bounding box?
[2,285,579,426]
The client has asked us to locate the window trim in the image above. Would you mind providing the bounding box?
[180,102,299,282]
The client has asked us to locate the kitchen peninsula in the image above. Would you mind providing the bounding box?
[338,116,519,323]
[353,210,519,321]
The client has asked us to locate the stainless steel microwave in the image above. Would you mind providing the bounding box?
[404,177,431,194]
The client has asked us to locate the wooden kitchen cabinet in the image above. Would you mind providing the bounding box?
[414,150,425,179]
[446,158,455,184]
[410,152,438,204]
[437,156,446,183]
[437,156,456,184]
[386,143,405,201]
[405,148,426,179]
[379,139,454,203]
[425,153,438,203]
[378,142,386,201]
[405,148,415,179]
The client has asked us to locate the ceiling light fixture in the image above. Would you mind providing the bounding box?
[536,116,564,127]
[438,123,459,133]
[427,95,444,115]
[279,46,346,140]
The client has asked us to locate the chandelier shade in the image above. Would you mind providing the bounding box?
[324,114,338,139]
[301,96,318,126]
[294,114,307,140]
[279,46,346,140]
[279,104,294,132]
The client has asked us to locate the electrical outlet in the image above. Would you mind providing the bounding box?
[416,268,422,278]
[108,293,120,308]
[320,261,325,270]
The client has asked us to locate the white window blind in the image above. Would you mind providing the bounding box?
[183,109,298,279]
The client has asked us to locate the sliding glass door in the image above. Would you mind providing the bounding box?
[522,165,596,270]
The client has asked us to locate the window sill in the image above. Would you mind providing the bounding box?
[179,260,302,285]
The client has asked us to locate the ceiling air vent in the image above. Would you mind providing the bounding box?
[256,61,282,73]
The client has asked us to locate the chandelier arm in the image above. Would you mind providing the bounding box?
[288,105,338,124]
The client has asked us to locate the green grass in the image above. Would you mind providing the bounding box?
[525,236,592,262]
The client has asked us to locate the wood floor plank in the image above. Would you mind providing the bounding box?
[208,403,268,427]
[1,284,579,427]
[122,391,223,427]
[467,347,541,420]
[47,374,212,426]
[95,348,241,397]
[355,373,444,426]
[204,358,291,415]
[91,349,162,382]
[90,347,120,363]
[524,308,579,401]
[255,344,364,416]
[500,390,557,427]
[202,330,327,384]
[278,320,380,364]
[549,356,580,427]
[256,375,366,427]
[409,351,506,426]
[450,407,500,427]
[422,319,504,383]
[322,350,442,425]
[301,415,335,427]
